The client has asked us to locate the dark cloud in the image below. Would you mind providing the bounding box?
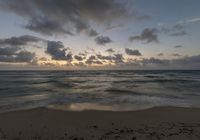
[0,0,146,36]
[86,48,96,54]
[0,35,41,46]
[161,24,187,37]
[140,57,170,66]
[157,53,164,57]
[0,35,43,65]
[105,24,124,31]
[153,55,200,69]
[173,24,184,30]
[74,62,86,67]
[125,48,142,56]
[118,57,170,68]
[42,62,57,67]
[15,51,36,63]
[0,50,36,63]
[96,54,113,61]
[174,45,184,48]
[85,55,102,65]
[170,31,187,36]
[39,57,48,61]
[96,53,124,64]
[113,54,124,64]
[85,29,99,37]
[75,21,99,37]
[106,48,115,53]
[78,52,87,57]
[46,41,73,61]
[117,55,200,69]
[172,53,181,57]
[0,47,21,56]
[46,41,66,60]
[89,60,103,65]
[95,36,112,45]
[89,55,96,60]
[128,24,187,45]
[129,28,158,43]
[0,36,37,64]
[66,53,73,62]
[24,17,74,36]
[173,55,200,66]
[74,55,85,61]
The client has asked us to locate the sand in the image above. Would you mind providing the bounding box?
[0,107,200,140]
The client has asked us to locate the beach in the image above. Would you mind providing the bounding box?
[0,107,200,140]
[0,0,200,139]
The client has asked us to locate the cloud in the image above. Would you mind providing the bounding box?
[173,55,200,66]
[84,53,124,65]
[129,28,158,43]
[160,24,187,37]
[74,21,99,37]
[96,53,124,64]
[0,50,36,63]
[119,57,171,68]
[106,48,115,53]
[113,54,124,64]
[95,36,112,45]
[96,54,114,61]
[179,17,200,25]
[136,57,170,67]
[114,57,170,69]
[173,24,184,30]
[85,55,102,65]
[186,17,200,23]
[0,35,76,64]
[15,51,36,63]
[170,31,187,36]
[105,24,124,31]
[24,17,74,36]
[128,24,187,45]
[0,35,42,46]
[0,0,147,36]
[157,53,164,57]
[172,53,181,57]
[39,57,48,61]
[66,53,73,62]
[74,62,86,67]
[0,36,38,64]
[74,55,85,61]
[174,45,184,48]
[125,48,142,56]
[78,52,88,57]
[170,24,187,36]
[85,29,99,37]
[118,55,200,69]
[0,35,42,64]
[46,41,73,61]
[0,47,21,56]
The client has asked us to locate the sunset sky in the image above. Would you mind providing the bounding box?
[0,0,200,70]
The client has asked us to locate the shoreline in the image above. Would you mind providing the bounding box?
[0,106,200,140]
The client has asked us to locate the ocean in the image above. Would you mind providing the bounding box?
[0,70,200,112]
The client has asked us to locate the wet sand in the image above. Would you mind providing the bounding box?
[0,107,200,140]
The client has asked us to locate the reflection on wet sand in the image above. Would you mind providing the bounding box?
[48,103,153,111]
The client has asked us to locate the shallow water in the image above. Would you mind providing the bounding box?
[0,70,200,112]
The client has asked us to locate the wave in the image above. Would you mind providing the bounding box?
[105,88,185,100]
[0,70,200,112]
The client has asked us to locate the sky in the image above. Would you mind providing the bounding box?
[0,0,200,70]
